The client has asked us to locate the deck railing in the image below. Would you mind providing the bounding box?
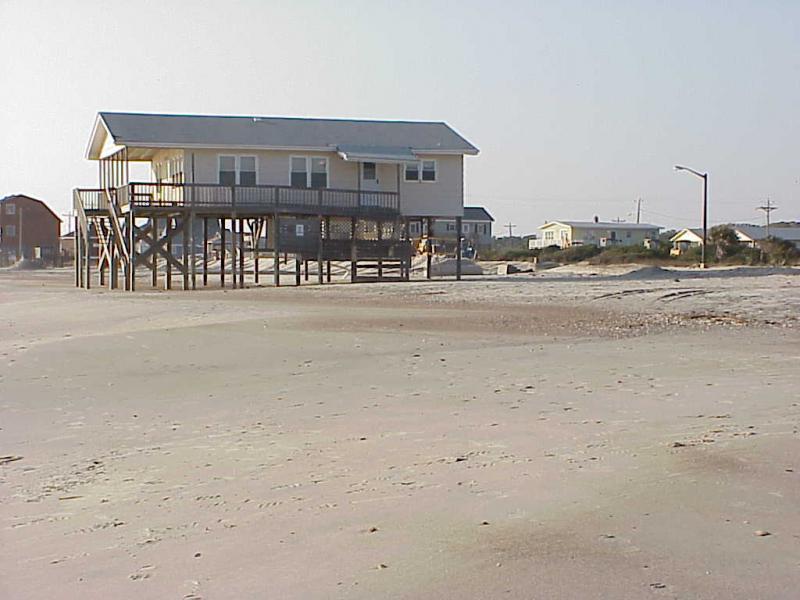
[115,182,399,215]
[73,188,108,212]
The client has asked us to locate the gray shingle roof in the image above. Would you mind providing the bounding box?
[543,221,660,230]
[97,112,479,155]
[733,224,800,242]
[464,206,494,222]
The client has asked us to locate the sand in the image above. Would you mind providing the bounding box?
[1,267,799,599]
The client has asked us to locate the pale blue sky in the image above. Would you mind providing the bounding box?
[1,0,798,234]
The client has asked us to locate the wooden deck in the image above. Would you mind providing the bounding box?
[70,183,447,292]
[115,182,400,218]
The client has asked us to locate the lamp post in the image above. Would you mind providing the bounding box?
[674,165,708,268]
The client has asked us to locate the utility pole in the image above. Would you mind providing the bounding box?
[504,222,516,237]
[757,198,778,238]
[612,217,626,223]
[636,198,642,224]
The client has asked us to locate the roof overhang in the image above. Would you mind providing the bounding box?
[669,228,703,243]
[538,221,569,230]
[85,114,126,160]
[336,145,418,164]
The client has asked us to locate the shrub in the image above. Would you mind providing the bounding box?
[759,237,800,265]
[587,245,665,265]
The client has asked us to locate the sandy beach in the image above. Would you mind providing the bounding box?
[1,266,799,599]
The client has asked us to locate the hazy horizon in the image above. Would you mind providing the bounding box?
[1,0,798,235]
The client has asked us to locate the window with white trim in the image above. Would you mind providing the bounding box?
[404,160,437,182]
[218,155,257,185]
[239,156,256,186]
[544,230,554,241]
[409,222,421,235]
[421,160,436,182]
[291,156,328,189]
[5,203,15,215]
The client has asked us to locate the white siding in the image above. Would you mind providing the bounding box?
[399,154,463,218]
[181,148,464,218]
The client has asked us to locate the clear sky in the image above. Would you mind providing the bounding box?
[1,0,798,234]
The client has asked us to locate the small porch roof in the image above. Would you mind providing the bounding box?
[336,145,418,164]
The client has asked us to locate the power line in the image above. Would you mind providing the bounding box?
[756,198,778,237]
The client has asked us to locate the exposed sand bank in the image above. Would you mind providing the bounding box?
[1,267,798,599]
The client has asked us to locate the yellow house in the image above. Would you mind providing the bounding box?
[530,220,660,249]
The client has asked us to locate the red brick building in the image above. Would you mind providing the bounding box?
[0,194,62,265]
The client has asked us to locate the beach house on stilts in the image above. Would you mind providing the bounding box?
[73,112,479,290]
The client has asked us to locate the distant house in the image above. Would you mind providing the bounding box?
[732,224,800,248]
[530,220,660,249]
[60,231,76,262]
[670,225,800,255]
[0,194,62,265]
[669,228,704,255]
[408,206,494,249]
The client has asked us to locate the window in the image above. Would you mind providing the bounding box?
[422,160,436,181]
[4,225,15,238]
[463,224,470,233]
[291,157,308,187]
[362,162,376,181]
[446,223,455,232]
[295,224,305,237]
[626,230,632,238]
[219,155,257,185]
[239,156,256,186]
[544,230,554,241]
[404,161,419,182]
[219,156,236,186]
[409,222,421,235]
[291,156,328,188]
[310,158,327,188]
[5,203,15,215]
[404,160,436,182]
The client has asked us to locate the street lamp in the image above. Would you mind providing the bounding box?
[674,165,708,268]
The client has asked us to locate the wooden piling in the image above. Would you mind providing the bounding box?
[317,215,324,285]
[273,213,281,287]
[202,217,208,286]
[455,215,462,281]
[238,217,245,288]
[230,217,237,289]
[152,217,158,287]
[220,218,226,288]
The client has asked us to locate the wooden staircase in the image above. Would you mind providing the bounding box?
[73,188,131,290]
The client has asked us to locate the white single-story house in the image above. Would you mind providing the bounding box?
[732,224,800,248]
[529,220,660,249]
[670,224,800,255]
[669,228,704,255]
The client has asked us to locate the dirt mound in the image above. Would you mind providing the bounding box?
[411,256,483,276]
[617,266,673,280]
